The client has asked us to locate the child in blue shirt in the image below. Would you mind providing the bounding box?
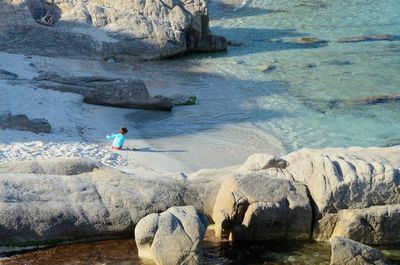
[106,127,128,150]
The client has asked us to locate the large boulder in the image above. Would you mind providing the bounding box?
[283,147,400,217]
[0,159,191,246]
[329,236,388,265]
[135,206,208,265]
[315,205,400,245]
[0,111,52,134]
[212,171,312,241]
[34,73,174,111]
[0,0,227,60]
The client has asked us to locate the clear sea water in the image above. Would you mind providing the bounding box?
[207,0,400,150]
[125,0,400,170]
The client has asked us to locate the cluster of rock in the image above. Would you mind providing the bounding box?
[0,111,51,134]
[0,147,399,264]
[34,72,174,111]
[0,0,227,60]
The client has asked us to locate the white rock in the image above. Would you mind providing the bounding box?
[284,147,400,216]
[135,206,208,265]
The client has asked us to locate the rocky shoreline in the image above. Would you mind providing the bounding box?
[0,147,399,264]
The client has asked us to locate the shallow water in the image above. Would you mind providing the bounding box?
[2,237,399,265]
[124,0,400,170]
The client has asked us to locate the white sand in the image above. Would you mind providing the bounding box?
[0,52,198,174]
[0,51,284,175]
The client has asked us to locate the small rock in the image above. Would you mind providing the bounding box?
[262,65,277,73]
[0,112,51,134]
[270,38,283,43]
[228,40,243,46]
[294,37,327,45]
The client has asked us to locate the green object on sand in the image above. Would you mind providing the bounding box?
[175,96,197,106]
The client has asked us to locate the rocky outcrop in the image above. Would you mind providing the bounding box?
[212,171,312,241]
[0,111,51,133]
[135,206,208,265]
[315,205,400,245]
[283,147,400,217]
[34,73,174,111]
[1,147,400,251]
[329,237,388,265]
[0,0,227,60]
[0,158,100,175]
[0,160,191,246]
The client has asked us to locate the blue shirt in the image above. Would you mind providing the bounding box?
[106,133,126,148]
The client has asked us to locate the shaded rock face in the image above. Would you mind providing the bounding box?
[212,171,312,241]
[135,206,208,265]
[34,73,174,111]
[329,237,388,265]
[283,148,400,217]
[0,0,227,60]
[0,111,51,134]
[315,205,400,245]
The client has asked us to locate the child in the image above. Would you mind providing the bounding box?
[106,127,128,150]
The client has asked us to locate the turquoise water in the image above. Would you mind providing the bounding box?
[205,0,400,150]
[125,0,400,169]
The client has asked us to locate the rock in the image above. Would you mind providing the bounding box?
[316,205,400,245]
[329,236,388,265]
[351,94,400,105]
[337,34,396,43]
[0,68,19,79]
[0,111,52,133]
[212,171,312,241]
[84,93,174,111]
[294,37,327,45]
[135,206,208,265]
[34,73,174,111]
[227,40,243,46]
[283,147,400,217]
[0,158,100,175]
[0,0,227,60]
[170,95,197,106]
[239,153,287,172]
[0,159,193,246]
[262,65,277,73]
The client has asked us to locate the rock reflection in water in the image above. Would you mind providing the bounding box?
[0,239,154,265]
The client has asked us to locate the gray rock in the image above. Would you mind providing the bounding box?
[212,171,312,241]
[135,206,208,265]
[0,161,190,246]
[0,0,227,60]
[316,205,400,245]
[283,147,400,217]
[34,73,174,111]
[329,236,388,265]
[0,111,51,133]
[0,69,19,79]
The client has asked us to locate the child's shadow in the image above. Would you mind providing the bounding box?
[124,147,187,153]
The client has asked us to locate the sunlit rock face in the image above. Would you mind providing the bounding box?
[0,0,227,60]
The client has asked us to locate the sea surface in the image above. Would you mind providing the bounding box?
[125,0,400,170]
